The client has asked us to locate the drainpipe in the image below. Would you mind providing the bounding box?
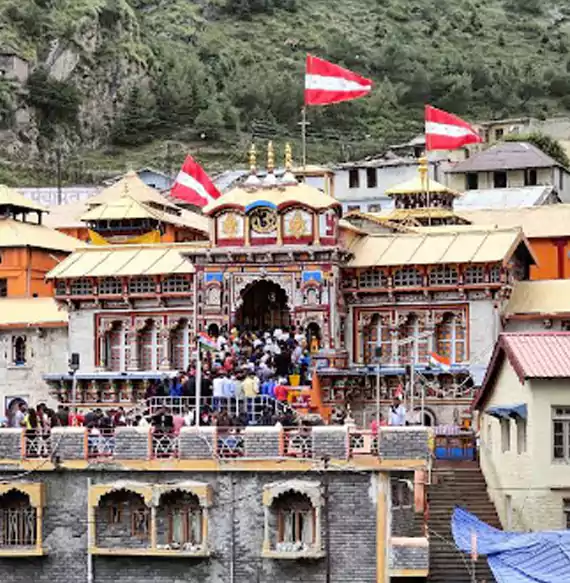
[87,477,93,583]
[230,476,235,583]
[26,247,32,296]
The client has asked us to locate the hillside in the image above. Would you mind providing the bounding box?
[1,0,570,184]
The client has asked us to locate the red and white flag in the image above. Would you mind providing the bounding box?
[170,155,221,208]
[429,352,451,372]
[425,105,482,151]
[305,55,373,106]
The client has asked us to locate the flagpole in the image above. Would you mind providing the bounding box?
[195,340,202,427]
[300,106,308,168]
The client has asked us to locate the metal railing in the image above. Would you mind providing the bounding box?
[349,430,378,455]
[217,429,245,458]
[23,431,51,459]
[152,432,180,459]
[0,508,36,546]
[87,432,115,459]
[283,428,313,458]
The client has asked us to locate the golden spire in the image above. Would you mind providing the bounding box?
[418,156,429,191]
[284,143,293,171]
[267,141,275,173]
[248,143,257,173]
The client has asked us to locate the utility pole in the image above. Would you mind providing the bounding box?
[56,145,62,206]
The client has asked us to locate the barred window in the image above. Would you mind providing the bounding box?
[99,277,122,295]
[553,407,570,462]
[489,265,502,283]
[162,275,191,293]
[393,267,423,287]
[70,278,93,296]
[429,265,458,286]
[55,280,67,295]
[464,265,485,284]
[358,269,387,288]
[128,276,155,294]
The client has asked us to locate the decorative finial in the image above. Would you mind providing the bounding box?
[418,156,429,191]
[244,143,261,188]
[285,143,292,171]
[267,141,275,173]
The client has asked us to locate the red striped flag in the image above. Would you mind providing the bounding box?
[305,55,373,106]
[425,105,482,151]
[170,155,221,208]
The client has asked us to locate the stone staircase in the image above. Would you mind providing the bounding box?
[427,461,500,583]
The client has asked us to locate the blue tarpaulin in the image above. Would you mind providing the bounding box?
[452,508,570,582]
[486,403,528,419]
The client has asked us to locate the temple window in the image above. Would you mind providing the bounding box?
[393,267,423,287]
[364,314,391,364]
[55,280,67,296]
[70,278,93,295]
[489,265,502,283]
[96,490,150,549]
[99,277,122,295]
[348,169,360,189]
[464,265,485,284]
[104,322,124,371]
[128,276,155,294]
[0,490,37,548]
[435,313,466,364]
[429,265,458,287]
[157,491,204,551]
[162,275,191,293]
[262,482,323,558]
[11,335,26,366]
[358,269,387,288]
[305,287,319,305]
[169,319,189,371]
[138,319,158,371]
[398,314,428,364]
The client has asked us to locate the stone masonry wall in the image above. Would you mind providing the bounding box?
[0,470,378,583]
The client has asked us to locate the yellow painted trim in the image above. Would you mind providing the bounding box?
[89,546,210,558]
[0,482,44,508]
[390,569,429,577]
[0,457,427,473]
[0,548,46,557]
[88,483,153,507]
[376,473,389,583]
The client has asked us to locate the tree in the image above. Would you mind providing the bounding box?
[504,132,570,168]
[111,86,157,146]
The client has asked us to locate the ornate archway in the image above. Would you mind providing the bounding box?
[234,280,291,330]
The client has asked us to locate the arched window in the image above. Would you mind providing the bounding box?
[364,314,391,364]
[429,265,458,287]
[138,320,157,371]
[398,314,428,365]
[158,491,203,548]
[464,265,485,284]
[435,313,466,364]
[162,275,191,294]
[170,320,188,371]
[393,267,423,287]
[306,287,319,305]
[274,492,315,549]
[70,278,92,296]
[104,322,124,371]
[12,336,26,366]
[0,490,37,548]
[99,277,122,295]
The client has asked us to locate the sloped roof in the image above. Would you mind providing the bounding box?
[347,226,531,267]
[449,142,560,173]
[459,204,570,238]
[0,298,68,328]
[80,195,166,221]
[204,182,339,215]
[0,217,85,252]
[454,186,555,210]
[0,184,48,213]
[504,280,570,317]
[87,171,179,211]
[475,332,570,409]
[385,177,460,197]
[47,243,203,279]
[42,200,88,229]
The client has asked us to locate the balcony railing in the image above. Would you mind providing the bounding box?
[23,431,51,459]
[217,430,244,458]
[349,430,378,456]
[87,433,115,459]
[283,429,313,458]
[434,432,476,461]
[152,432,180,459]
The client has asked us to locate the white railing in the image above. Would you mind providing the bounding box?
[217,430,245,458]
[349,430,378,455]
[24,431,51,459]
[152,432,180,459]
[283,428,313,458]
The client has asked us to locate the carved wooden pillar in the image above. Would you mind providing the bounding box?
[159,326,171,371]
[183,321,190,370]
[127,325,139,371]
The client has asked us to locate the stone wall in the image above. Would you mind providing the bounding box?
[68,310,95,372]
[0,326,68,409]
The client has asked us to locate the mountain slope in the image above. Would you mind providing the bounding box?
[1,0,570,181]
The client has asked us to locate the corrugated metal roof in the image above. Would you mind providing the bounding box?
[459,204,570,238]
[0,298,68,327]
[454,186,554,210]
[385,177,459,197]
[0,185,48,213]
[80,196,163,221]
[347,227,526,267]
[0,217,85,252]
[448,142,559,173]
[504,280,570,317]
[47,243,201,278]
[504,332,570,378]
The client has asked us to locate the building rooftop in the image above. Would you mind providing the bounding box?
[347,226,531,267]
[384,177,460,197]
[0,184,48,213]
[47,243,204,279]
[504,280,570,318]
[454,186,556,210]
[0,297,68,328]
[459,204,570,238]
[475,332,570,408]
[0,217,84,252]
[448,142,561,173]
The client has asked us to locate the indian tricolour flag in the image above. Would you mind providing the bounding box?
[429,352,451,372]
[198,332,217,352]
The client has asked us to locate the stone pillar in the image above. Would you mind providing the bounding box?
[376,472,390,583]
[276,215,283,245]
[263,506,271,552]
[183,322,190,370]
[159,327,171,371]
[150,505,157,549]
[126,326,139,371]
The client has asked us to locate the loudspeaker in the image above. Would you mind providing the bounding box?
[69,353,80,371]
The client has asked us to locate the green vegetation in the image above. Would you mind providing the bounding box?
[2,0,570,181]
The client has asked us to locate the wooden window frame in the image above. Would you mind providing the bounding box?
[277,508,316,545]
[393,267,423,287]
[167,505,203,545]
[70,278,93,296]
[99,277,122,295]
[553,407,570,462]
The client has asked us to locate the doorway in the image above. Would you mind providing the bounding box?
[234,280,290,330]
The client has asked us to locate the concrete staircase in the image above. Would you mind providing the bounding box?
[427,461,500,583]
